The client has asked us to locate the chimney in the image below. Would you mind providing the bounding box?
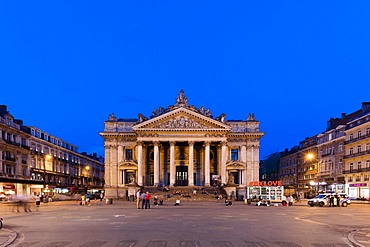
[93,153,97,158]
[0,105,7,111]
[341,113,346,118]
[362,102,370,110]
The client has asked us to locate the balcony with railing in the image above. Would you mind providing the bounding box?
[343,167,370,174]
[344,149,370,159]
[344,132,370,145]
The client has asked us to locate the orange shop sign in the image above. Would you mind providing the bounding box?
[249,181,283,186]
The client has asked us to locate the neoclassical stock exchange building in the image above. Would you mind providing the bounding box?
[100,91,264,198]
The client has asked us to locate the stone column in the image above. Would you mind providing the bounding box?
[253,145,260,181]
[137,141,143,186]
[204,141,211,186]
[110,146,118,187]
[154,141,160,186]
[117,145,123,163]
[221,141,228,185]
[170,141,176,186]
[160,147,165,184]
[241,145,247,163]
[104,145,111,186]
[188,141,195,186]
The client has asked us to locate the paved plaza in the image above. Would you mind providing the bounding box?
[0,200,369,247]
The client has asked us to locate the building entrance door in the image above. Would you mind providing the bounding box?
[176,166,188,186]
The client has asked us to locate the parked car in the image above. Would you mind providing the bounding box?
[308,193,351,207]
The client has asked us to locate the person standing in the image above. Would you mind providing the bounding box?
[287,195,293,206]
[329,195,334,207]
[35,194,41,208]
[141,191,147,209]
[136,189,141,209]
[145,192,151,209]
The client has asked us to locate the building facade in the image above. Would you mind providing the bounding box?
[100,91,264,198]
[344,102,370,199]
[266,102,370,199]
[0,105,105,197]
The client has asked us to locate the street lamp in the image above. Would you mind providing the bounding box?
[306,153,315,160]
[84,166,91,190]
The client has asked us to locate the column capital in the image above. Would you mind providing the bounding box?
[204,141,211,146]
[221,141,228,146]
[169,141,176,146]
[153,141,160,146]
[137,141,144,146]
[188,140,195,146]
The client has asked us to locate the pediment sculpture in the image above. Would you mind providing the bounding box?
[152,116,211,129]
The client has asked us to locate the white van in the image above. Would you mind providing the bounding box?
[307,193,350,207]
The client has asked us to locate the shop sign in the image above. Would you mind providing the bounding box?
[3,184,15,189]
[249,181,283,186]
[349,183,367,187]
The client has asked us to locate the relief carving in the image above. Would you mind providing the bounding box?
[152,116,211,129]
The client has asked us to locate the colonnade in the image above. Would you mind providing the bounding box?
[104,140,260,188]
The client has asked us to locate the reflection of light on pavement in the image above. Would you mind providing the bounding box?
[114,215,125,218]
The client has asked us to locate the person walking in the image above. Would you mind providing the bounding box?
[81,194,86,206]
[141,191,147,209]
[136,189,141,209]
[145,192,151,209]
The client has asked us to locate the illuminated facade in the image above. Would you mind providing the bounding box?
[0,105,104,196]
[100,91,264,198]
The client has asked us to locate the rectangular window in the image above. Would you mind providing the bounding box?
[126,149,133,160]
[358,145,362,153]
[231,149,238,160]
[350,148,353,155]
[358,131,362,138]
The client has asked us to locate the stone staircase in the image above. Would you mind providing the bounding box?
[141,186,226,201]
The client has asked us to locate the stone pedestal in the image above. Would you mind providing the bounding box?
[223,185,237,200]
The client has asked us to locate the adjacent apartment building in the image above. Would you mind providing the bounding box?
[0,105,105,197]
[263,102,370,199]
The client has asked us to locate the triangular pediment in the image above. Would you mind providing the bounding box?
[132,108,231,131]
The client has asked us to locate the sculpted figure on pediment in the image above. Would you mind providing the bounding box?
[153,116,210,129]
[137,113,148,123]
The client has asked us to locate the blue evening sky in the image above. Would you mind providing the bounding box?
[1,1,369,158]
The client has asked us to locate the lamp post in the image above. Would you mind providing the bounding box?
[44,154,53,195]
[306,153,319,196]
[84,166,91,191]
